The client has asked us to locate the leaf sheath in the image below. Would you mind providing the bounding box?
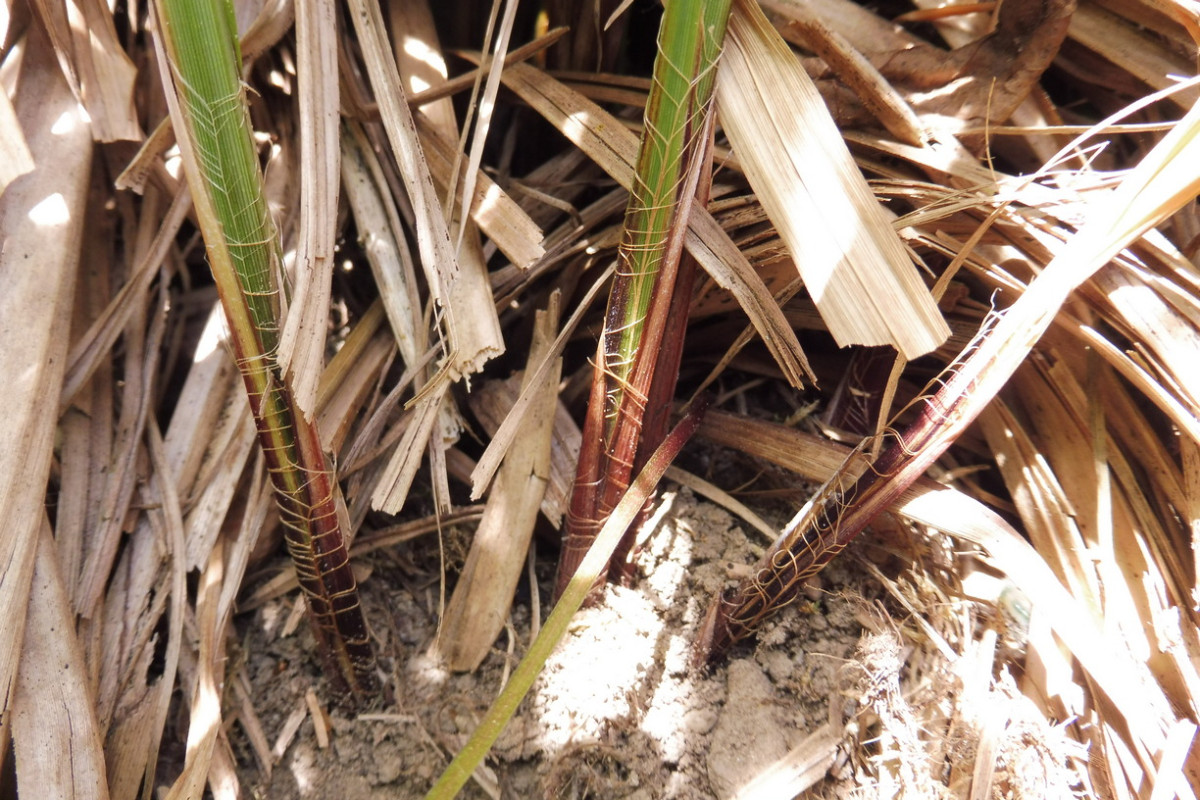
[554,0,732,598]
[154,0,376,696]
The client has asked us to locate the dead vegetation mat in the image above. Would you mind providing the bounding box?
[2,0,1200,798]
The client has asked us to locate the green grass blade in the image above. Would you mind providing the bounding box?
[557,0,732,595]
[601,0,731,424]
[153,0,376,697]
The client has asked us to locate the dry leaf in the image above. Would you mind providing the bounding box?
[346,0,504,377]
[12,523,110,799]
[278,0,342,417]
[436,296,561,671]
[496,60,813,387]
[719,0,949,359]
[29,0,142,141]
[0,27,91,747]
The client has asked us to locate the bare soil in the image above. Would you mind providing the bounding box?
[228,490,885,799]
[228,488,1081,799]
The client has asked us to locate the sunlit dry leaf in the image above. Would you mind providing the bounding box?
[719,0,949,359]
[1069,3,1199,112]
[1091,262,1200,415]
[451,0,519,257]
[0,91,33,195]
[775,1,925,146]
[346,0,504,377]
[418,113,545,270]
[29,0,142,141]
[0,28,91,748]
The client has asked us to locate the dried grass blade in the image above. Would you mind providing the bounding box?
[11,522,109,799]
[730,722,842,800]
[978,396,1102,609]
[340,121,425,365]
[383,6,491,514]
[389,2,458,133]
[719,0,949,359]
[161,530,223,800]
[316,311,394,455]
[1137,0,1200,44]
[28,0,142,141]
[93,546,170,797]
[496,60,812,388]
[0,91,33,193]
[469,263,613,497]
[697,96,1200,667]
[57,183,128,609]
[346,0,503,377]
[664,466,776,543]
[776,1,925,147]
[979,362,1199,744]
[1092,262,1200,414]
[495,61,638,180]
[944,502,1182,769]
[55,404,101,606]
[1185,439,1200,606]
[277,0,341,417]
[1074,320,1200,443]
[417,113,545,270]
[113,116,176,194]
[183,397,256,570]
[470,376,580,530]
[371,376,451,514]
[684,212,815,387]
[137,421,188,798]
[74,292,154,618]
[61,185,189,411]
[436,295,561,671]
[0,29,90,760]
[154,307,242,569]
[1069,4,1199,112]
[451,0,518,253]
